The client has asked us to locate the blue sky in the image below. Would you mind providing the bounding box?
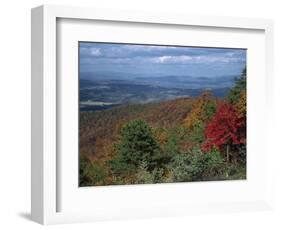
[79,42,246,77]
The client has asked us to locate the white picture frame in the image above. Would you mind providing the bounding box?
[31,4,274,225]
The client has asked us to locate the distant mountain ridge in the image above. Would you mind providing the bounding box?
[79,78,231,112]
[80,71,237,90]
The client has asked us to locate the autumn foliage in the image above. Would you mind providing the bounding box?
[79,68,247,186]
[183,91,216,130]
[202,102,246,152]
[235,90,246,118]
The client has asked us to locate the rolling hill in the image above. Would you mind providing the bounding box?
[80,97,194,162]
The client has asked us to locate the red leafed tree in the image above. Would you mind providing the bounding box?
[202,102,246,162]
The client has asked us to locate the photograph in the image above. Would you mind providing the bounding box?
[79,42,247,187]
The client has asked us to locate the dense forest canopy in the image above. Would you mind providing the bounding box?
[79,67,247,186]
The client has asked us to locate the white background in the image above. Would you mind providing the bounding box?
[0,0,280,229]
[58,18,267,215]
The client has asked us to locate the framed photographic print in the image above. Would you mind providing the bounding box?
[78,42,247,187]
[31,5,274,225]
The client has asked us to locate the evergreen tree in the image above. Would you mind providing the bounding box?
[228,66,246,104]
[164,131,180,156]
[110,119,160,175]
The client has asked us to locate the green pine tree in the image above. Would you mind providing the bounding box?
[110,119,160,175]
[228,66,246,104]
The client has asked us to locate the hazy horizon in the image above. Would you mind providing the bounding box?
[79,42,246,79]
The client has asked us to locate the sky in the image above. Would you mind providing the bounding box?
[79,42,246,78]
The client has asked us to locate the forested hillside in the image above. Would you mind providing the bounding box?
[79,68,247,186]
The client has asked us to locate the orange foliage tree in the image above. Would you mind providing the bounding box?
[235,90,246,118]
[183,91,216,130]
[153,127,169,147]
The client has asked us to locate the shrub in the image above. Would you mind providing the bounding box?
[237,145,246,163]
[224,163,246,180]
[199,148,225,180]
[108,153,136,177]
[159,126,191,166]
[79,158,108,186]
[79,158,91,186]
[135,161,165,184]
[168,146,224,182]
[168,153,193,182]
[188,121,205,143]
[160,130,181,166]
[164,131,180,156]
[87,163,108,185]
[135,161,155,184]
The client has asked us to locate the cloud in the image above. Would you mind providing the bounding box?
[89,48,101,56]
[150,55,245,64]
[79,42,246,76]
[80,43,245,62]
[80,47,101,57]
[152,55,192,63]
[193,55,245,63]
